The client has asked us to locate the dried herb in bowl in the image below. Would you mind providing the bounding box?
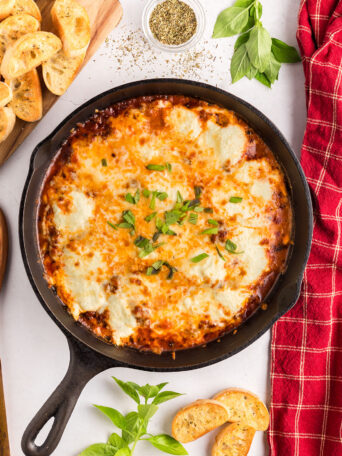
[149,0,197,46]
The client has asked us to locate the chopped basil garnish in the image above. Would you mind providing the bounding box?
[194,206,204,212]
[146,260,177,279]
[125,189,140,205]
[142,188,151,198]
[165,162,172,172]
[135,235,165,258]
[165,210,182,225]
[145,212,157,222]
[107,221,118,230]
[225,239,244,254]
[149,191,157,209]
[157,191,168,201]
[208,219,219,226]
[146,164,165,171]
[204,207,213,213]
[116,210,136,235]
[101,158,107,167]
[176,191,183,203]
[200,227,219,235]
[215,245,226,261]
[194,186,202,198]
[191,253,209,263]
[229,196,243,203]
[189,213,198,225]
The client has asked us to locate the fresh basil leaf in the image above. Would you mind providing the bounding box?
[234,0,254,7]
[146,164,165,171]
[250,1,262,20]
[138,384,160,400]
[255,71,272,87]
[272,38,301,63]
[229,196,243,203]
[107,433,128,450]
[145,212,157,222]
[148,435,188,455]
[94,406,126,430]
[265,52,281,83]
[234,31,250,50]
[113,378,140,404]
[122,412,141,444]
[246,24,272,72]
[245,63,258,79]
[191,253,209,263]
[200,227,219,235]
[115,449,131,456]
[152,391,183,405]
[79,443,117,456]
[157,382,168,391]
[231,44,252,83]
[138,403,158,421]
[213,7,249,38]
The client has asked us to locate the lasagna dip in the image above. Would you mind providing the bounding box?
[39,96,292,353]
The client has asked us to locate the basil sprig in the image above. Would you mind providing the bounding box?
[79,377,187,456]
[213,0,301,87]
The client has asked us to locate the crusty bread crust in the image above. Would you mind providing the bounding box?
[0,0,15,20]
[43,49,84,95]
[0,81,12,107]
[0,13,40,64]
[51,0,90,57]
[0,105,15,142]
[1,31,61,79]
[212,422,255,456]
[11,0,42,21]
[213,388,269,431]
[8,68,42,121]
[172,399,229,443]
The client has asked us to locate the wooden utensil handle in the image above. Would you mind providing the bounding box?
[0,360,10,456]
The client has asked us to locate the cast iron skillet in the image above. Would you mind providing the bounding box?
[20,79,313,456]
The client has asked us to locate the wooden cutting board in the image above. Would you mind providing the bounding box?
[0,0,123,167]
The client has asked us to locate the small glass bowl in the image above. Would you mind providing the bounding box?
[142,0,206,53]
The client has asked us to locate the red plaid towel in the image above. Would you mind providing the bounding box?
[269,1,342,455]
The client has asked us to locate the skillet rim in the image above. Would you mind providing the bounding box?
[19,78,313,371]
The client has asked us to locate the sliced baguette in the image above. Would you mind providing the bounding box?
[213,388,269,431]
[0,106,15,142]
[172,399,228,443]
[0,0,14,20]
[212,423,255,456]
[42,49,84,95]
[0,81,12,107]
[0,13,40,64]
[1,31,62,79]
[11,0,42,21]
[7,68,42,121]
[51,0,90,57]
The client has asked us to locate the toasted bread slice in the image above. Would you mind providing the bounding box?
[213,389,269,431]
[0,81,12,107]
[7,68,42,121]
[42,49,84,95]
[0,14,40,64]
[0,106,15,142]
[1,31,62,79]
[0,0,14,20]
[51,0,90,57]
[212,423,255,456]
[11,0,42,21]
[172,399,228,443]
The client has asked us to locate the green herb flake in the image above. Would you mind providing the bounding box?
[225,239,244,254]
[125,193,135,204]
[215,245,226,261]
[165,162,172,172]
[194,186,202,198]
[200,227,219,235]
[142,189,151,198]
[107,221,118,230]
[146,164,165,171]
[176,191,183,203]
[150,191,157,210]
[191,253,209,263]
[157,191,168,201]
[204,207,213,213]
[189,213,198,225]
[145,212,157,222]
[208,219,219,226]
[229,196,243,203]
[101,158,107,167]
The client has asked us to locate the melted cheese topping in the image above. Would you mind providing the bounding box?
[39,96,292,353]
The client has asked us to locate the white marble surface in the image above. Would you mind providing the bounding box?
[0,1,306,455]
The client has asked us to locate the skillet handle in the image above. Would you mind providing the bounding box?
[21,337,118,456]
